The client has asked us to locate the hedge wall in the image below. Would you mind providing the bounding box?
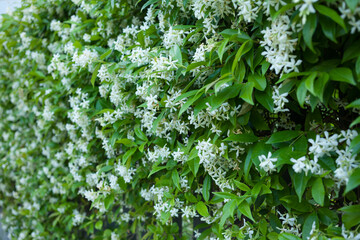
[0,0,360,239]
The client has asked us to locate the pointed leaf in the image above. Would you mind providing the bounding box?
[315,4,347,30]
[312,178,325,206]
[196,201,209,217]
[203,174,211,202]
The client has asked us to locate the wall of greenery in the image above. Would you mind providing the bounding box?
[0,0,360,239]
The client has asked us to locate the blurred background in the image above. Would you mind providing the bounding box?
[0,0,21,14]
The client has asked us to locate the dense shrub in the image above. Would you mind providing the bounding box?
[0,0,360,239]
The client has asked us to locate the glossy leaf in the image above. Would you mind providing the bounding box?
[203,174,211,202]
[196,201,209,217]
[266,131,302,144]
[329,67,356,85]
[312,178,325,206]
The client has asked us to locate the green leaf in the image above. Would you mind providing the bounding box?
[297,80,307,108]
[319,15,337,43]
[305,72,317,95]
[100,49,112,60]
[151,111,166,133]
[248,73,267,91]
[318,208,338,226]
[91,63,101,87]
[196,201,209,217]
[266,131,302,144]
[219,199,236,227]
[244,147,253,182]
[313,72,329,102]
[188,157,200,176]
[224,133,258,143]
[339,204,360,228]
[232,40,253,74]
[318,156,336,171]
[214,76,235,93]
[345,0,358,11]
[343,40,360,63]
[148,166,167,177]
[134,125,148,141]
[122,147,137,165]
[329,67,356,85]
[312,178,325,206]
[239,81,254,105]
[278,233,302,240]
[160,211,171,224]
[213,192,238,199]
[345,168,360,194]
[350,116,360,128]
[219,29,238,38]
[95,220,103,230]
[98,165,113,174]
[302,212,318,240]
[179,90,204,116]
[238,200,254,221]
[172,25,196,30]
[233,180,251,192]
[280,195,313,212]
[237,59,246,83]
[315,4,347,30]
[141,0,158,11]
[185,192,198,203]
[244,142,272,181]
[174,89,198,102]
[276,72,310,84]
[210,84,241,109]
[116,138,137,147]
[220,29,251,42]
[356,56,360,80]
[255,90,274,112]
[303,14,317,52]
[186,61,206,72]
[250,112,269,129]
[104,193,115,210]
[172,170,181,191]
[289,169,311,202]
[90,35,101,41]
[203,174,211,202]
[346,98,360,109]
[137,31,145,48]
[218,38,229,63]
[170,45,182,65]
[272,3,297,19]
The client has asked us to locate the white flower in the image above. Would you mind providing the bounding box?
[50,20,62,31]
[340,129,358,146]
[278,211,297,227]
[322,131,338,151]
[115,163,136,183]
[290,156,306,173]
[83,33,91,42]
[349,17,360,34]
[342,224,360,239]
[162,27,186,49]
[294,0,317,24]
[272,85,289,113]
[72,210,85,226]
[261,15,302,75]
[258,152,277,173]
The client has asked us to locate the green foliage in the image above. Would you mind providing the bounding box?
[0,0,359,239]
